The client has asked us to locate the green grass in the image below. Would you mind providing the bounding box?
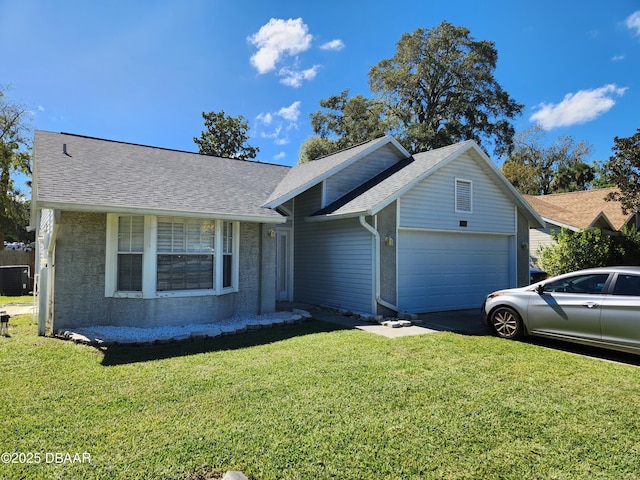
[0,295,33,305]
[1,313,640,479]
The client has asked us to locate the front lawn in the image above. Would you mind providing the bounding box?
[1,313,639,479]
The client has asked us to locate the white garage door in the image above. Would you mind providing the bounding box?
[398,231,512,313]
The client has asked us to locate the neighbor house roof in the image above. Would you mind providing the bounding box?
[263,135,410,208]
[523,187,632,231]
[33,131,289,222]
[306,140,544,227]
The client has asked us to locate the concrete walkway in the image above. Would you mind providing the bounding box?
[282,302,490,338]
[0,303,35,316]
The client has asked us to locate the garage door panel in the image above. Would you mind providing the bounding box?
[398,231,511,313]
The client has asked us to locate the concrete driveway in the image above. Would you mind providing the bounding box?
[417,309,491,335]
[290,303,490,338]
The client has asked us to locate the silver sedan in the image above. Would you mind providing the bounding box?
[482,267,640,354]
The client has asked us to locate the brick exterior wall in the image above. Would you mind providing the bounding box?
[52,211,274,331]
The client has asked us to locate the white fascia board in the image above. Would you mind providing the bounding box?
[304,210,370,222]
[36,201,287,224]
[541,217,580,232]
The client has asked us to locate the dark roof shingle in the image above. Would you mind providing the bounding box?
[34,131,289,221]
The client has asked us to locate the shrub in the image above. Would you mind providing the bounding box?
[538,226,640,277]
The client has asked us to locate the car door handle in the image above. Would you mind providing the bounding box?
[582,302,599,309]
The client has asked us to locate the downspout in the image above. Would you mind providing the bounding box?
[359,215,400,314]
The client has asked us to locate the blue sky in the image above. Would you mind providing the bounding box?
[2,0,639,186]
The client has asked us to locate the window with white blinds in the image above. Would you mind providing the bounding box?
[106,215,239,298]
[157,219,215,291]
[116,216,144,291]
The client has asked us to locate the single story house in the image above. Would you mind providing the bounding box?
[31,131,543,335]
[524,188,640,263]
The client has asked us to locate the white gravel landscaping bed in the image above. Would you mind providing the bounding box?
[59,310,311,346]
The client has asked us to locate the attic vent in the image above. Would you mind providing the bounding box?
[455,178,472,213]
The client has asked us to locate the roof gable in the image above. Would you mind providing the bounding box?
[263,135,410,208]
[33,131,289,222]
[308,140,544,227]
[523,187,632,231]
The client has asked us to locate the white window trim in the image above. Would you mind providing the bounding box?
[455,178,473,214]
[106,214,239,299]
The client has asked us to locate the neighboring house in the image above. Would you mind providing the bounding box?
[31,131,543,335]
[524,188,640,263]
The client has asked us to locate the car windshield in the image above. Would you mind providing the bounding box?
[543,273,609,294]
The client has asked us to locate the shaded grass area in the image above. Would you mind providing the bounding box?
[0,295,33,306]
[1,314,640,479]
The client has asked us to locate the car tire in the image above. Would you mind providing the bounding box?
[490,306,524,340]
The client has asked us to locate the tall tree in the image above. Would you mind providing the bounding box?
[502,125,594,195]
[298,137,336,164]
[194,110,259,160]
[368,21,523,156]
[1,87,32,250]
[300,89,387,162]
[605,128,640,214]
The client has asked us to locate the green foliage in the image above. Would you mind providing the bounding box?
[369,21,523,156]
[0,87,32,248]
[298,136,336,164]
[301,89,386,162]
[605,128,640,214]
[538,227,640,276]
[303,21,523,161]
[503,125,594,195]
[194,110,259,160]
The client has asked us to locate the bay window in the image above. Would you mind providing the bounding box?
[105,215,239,298]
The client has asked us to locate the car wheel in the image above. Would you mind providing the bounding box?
[490,306,524,340]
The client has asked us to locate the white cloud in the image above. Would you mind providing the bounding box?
[248,18,313,74]
[277,101,301,123]
[37,105,45,111]
[626,10,640,35]
[611,55,625,61]
[279,65,320,88]
[529,84,627,130]
[256,101,302,147]
[273,151,287,161]
[320,39,344,51]
[256,112,273,125]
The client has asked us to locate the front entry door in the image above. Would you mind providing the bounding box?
[275,228,292,301]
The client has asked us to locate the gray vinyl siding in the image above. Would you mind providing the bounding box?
[294,184,374,314]
[324,143,405,207]
[400,152,515,233]
[529,224,556,264]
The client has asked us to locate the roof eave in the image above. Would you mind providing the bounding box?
[540,217,580,232]
[35,200,287,224]
[305,210,371,222]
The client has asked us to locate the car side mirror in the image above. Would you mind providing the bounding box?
[536,284,545,295]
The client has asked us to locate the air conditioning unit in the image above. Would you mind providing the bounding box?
[0,265,31,296]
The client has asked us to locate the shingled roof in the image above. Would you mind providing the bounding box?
[523,187,632,231]
[306,140,543,227]
[33,131,289,222]
[263,136,410,208]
